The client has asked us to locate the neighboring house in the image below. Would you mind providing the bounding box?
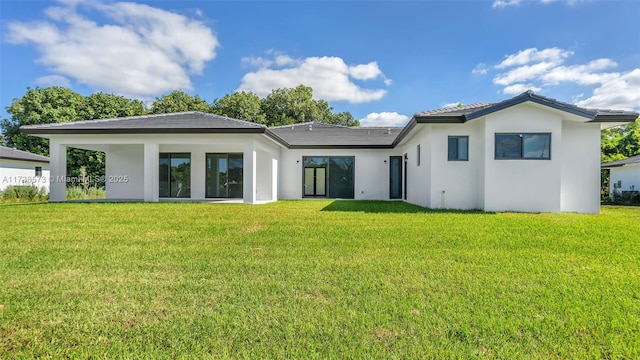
[0,145,50,193]
[602,155,640,200]
[20,91,638,213]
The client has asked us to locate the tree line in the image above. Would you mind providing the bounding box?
[0,85,359,187]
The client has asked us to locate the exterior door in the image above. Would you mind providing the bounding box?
[206,153,243,198]
[389,156,402,199]
[304,167,326,197]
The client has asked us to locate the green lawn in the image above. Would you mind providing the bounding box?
[1,201,639,358]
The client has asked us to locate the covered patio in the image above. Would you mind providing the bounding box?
[22,112,283,203]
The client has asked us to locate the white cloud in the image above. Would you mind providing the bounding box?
[576,69,640,110]
[492,0,521,8]
[359,112,410,127]
[5,1,219,98]
[275,55,296,66]
[472,63,489,75]
[349,62,383,80]
[493,0,588,8]
[502,83,542,95]
[540,59,617,85]
[493,61,559,86]
[35,74,71,87]
[239,53,390,103]
[487,46,639,110]
[442,102,462,108]
[242,56,274,69]
[495,47,572,69]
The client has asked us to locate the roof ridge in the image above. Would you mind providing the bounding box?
[414,102,494,116]
[269,121,350,129]
[20,111,266,129]
[200,112,266,128]
[269,121,315,128]
[19,111,204,129]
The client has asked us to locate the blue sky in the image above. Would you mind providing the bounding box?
[1,0,638,126]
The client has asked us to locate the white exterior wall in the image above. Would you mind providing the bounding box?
[560,121,601,213]
[482,104,563,213]
[429,122,482,210]
[610,164,640,195]
[279,148,398,200]
[401,125,431,207]
[0,158,50,192]
[106,145,144,200]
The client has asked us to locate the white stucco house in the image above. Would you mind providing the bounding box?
[0,145,50,193]
[20,91,638,213]
[602,154,640,200]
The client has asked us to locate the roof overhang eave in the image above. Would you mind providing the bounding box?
[19,128,268,135]
[414,115,465,124]
[0,155,50,163]
[287,144,395,149]
[591,114,638,123]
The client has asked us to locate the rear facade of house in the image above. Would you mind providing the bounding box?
[20,91,638,213]
[0,146,50,193]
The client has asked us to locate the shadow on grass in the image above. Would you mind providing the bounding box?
[320,200,492,214]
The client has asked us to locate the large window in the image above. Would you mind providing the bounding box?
[495,133,550,160]
[159,153,191,198]
[303,156,354,199]
[448,136,468,161]
[206,153,243,198]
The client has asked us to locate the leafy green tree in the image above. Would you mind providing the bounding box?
[80,92,145,120]
[601,119,640,162]
[600,118,639,198]
[212,91,265,123]
[327,111,359,127]
[2,86,85,155]
[150,90,211,114]
[260,85,319,126]
[1,87,149,189]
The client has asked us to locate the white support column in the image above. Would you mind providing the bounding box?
[191,150,205,200]
[271,154,278,202]
[143,143,159,202]
[243,141,257,204]
[49,140,67,202]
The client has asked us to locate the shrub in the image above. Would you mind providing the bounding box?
[87,187,106,199]
[66,186,106,200]
[0,185,48,203]
[66,186,86,200]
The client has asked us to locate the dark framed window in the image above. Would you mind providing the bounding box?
[35,166,42,177]
[448,136,468,161]
[495,133,550,160]
[417,144,421,166]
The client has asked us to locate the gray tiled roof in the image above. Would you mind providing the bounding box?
[269,122,402,148]
[20,111,266,134]
[414,103,493,118]
[601,154,640,168]
[414,91,638,123]
[0,145,49,163]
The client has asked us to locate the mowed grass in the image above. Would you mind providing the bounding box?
[0,201,639,358]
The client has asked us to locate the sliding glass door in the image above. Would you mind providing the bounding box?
[159,153,191,198]
[303,156,354,199]
[206,153,243,198]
